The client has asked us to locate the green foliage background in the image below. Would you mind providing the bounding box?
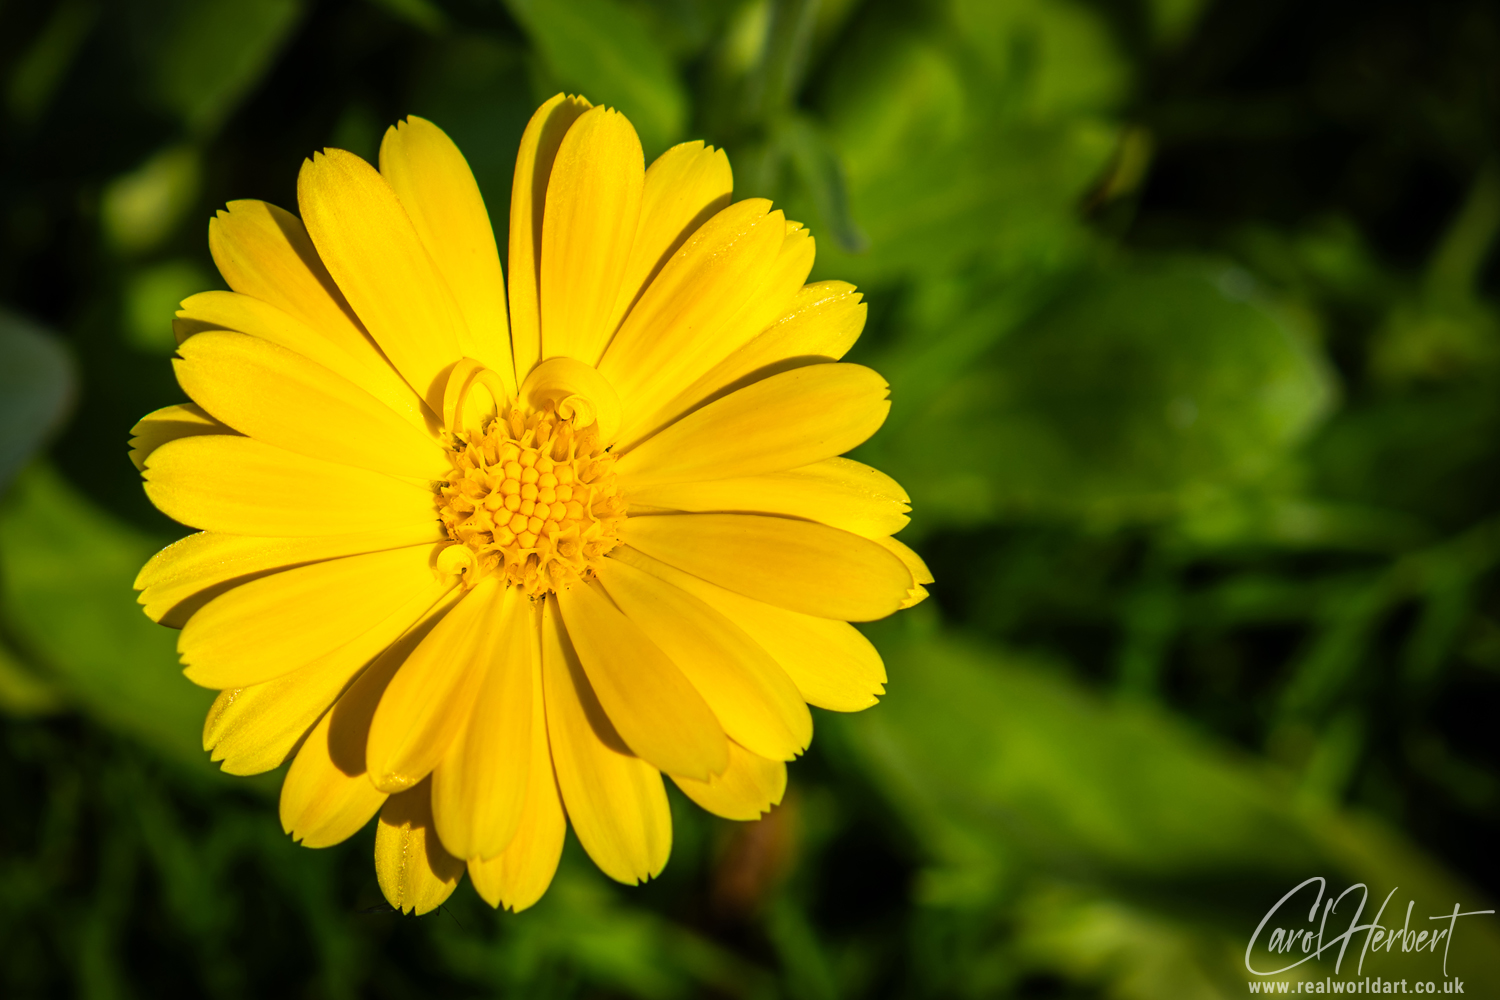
[2,0,1498,996]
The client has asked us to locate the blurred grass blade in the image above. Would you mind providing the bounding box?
[5,0,99,124]
[743,0,819,120]
[0,310,75,492]
[504,0,686,154]
[778,114,867,253]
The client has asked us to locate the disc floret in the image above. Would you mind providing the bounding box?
[438,405,623,595]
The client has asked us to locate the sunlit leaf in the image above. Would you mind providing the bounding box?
[808,5,1121,285]
[843,622,1500,994]
[0,465,212,771]
[504,0,687,154]
[871,258,1336,525]
[123,259,214,354]
[100,145,202,255]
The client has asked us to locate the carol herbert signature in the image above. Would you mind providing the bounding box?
[1245,877,1494,979]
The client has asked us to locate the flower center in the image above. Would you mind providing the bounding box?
[437,404,623,595]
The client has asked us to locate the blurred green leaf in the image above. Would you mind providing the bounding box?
[845,622,1500,995]
[505,0,687,154]
[363,0,447,35]
[145,0,303,135]
[950,0,1131,117]
[0,311,75,492]
[0,465,212,770]
[1143,0,1214,49]
[5,0,99,123]
[798,0,1126,285]
[100,144,202,255]
[873,258,1336,525]
[123,258,212,354]
[850,625,1326,889]
[1310,383,1500,530]
[0,640,64,716]
[436,863,774,999]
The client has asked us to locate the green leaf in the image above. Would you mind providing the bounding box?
[362,0,447,35]
[0,311,75,492]
[1309,382,1500,531]
[440,862,775,998]
[0,641,64,716]
[100,144,202,255]
[841,622,1500,995]
[872,258,1337,525]
[849,626,1326,889]
[146,0,303,135]
[504,0,687,154]
[950,0,1132,116]
[808,3,1122,285]
[5,0,99,124]
[0,464,214,771]
[123,258,214,354]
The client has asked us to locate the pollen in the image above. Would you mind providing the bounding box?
[437,404,624,595]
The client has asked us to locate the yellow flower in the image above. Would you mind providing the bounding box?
[130,96,932,915]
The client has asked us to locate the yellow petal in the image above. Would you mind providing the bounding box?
[179,543,451,688]
[431,585,536,860]
[380,116,515,396]
[630,280,865,439]
[615,364,890,490]
[518,356,622,444]
[280,709,388,848]
[539,106,643,366]
[366,577,509,794]
[508,94,593,386]
[173,330,450,480]
[627,457,910,538]
[872,535,933,608]
[605,141,733,336]
[555,578,727,780]
[204,581,457,775]
[298,148,465,411]
[540,598,671,884]
[129,403,232,472]
[603,205,814,439]
[671,741,786,821]
[143,435,439,537]
[208,200,386,369]
[176,289,432,432]
[282,591,462,848]
[599,200,778,414]
[611,545,886,711]
[595,556,809,761]
[374,780,466,915]
[467,613,566,911]
[621,513,912,622]
[136,525,445,628]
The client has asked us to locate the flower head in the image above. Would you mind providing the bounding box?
[131,96,931,914]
